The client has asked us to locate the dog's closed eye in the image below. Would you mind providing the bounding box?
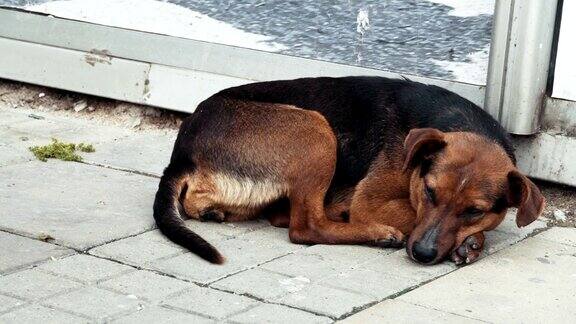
[460,207,484,218]
[424,183,436,204]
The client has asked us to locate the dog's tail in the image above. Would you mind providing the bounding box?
[153,162,225,264]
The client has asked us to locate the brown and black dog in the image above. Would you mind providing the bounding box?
[154,76,545,265]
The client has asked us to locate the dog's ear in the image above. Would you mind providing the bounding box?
[402,128,446,172]
[507,170,546,227]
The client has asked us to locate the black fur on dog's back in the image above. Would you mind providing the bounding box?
[218,77,515,187]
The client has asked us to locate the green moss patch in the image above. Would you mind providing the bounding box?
[29,138,96,162]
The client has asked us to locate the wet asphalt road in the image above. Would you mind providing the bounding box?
[168,0,493,79]
[3,0,493,80]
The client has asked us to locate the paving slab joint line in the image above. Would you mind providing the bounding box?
[334,279,429,321]
[0,228,76,255]
[172,284,335,321]
[11,302,95,322]
[159,303,227,321]
[40,297,132,323]
[0,224,159,256]
[205,248,305,286]
[83,225,555,321]
[79,227,160,253]
[406,301,492,323]
[207,281,335,320]
[79,160,161,178]
[38,303,94,322]
[0,236,77,275]
[88,250,331,320]
[86,229,298,280]
[83,252,222,291]
[162,286,267,321]
[529,223,553,236]
[35,261,137,286]
[0,296,30,316]
[335,227,553,320]
[535,228,576,248]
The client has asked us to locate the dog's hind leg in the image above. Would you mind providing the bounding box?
[279,111,404,246]
[178,98,403,247]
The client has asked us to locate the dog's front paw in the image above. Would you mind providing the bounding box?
[451,232,485,265]
[372,227,406,248]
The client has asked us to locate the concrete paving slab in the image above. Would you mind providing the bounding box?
[89,230,185,266]
[0,160,158,250]
[0,268,81,300]
[0,124,35,167]
[112,306,213,324]
[0,109,131,167]
[0,136,31,167]
[152,227,303,284]
[162,286,259,320]
[229,303,332,324]
[340,299,484,324]
[361,250,456,283]
[180,218,270,243]
[99,270,192,302]
[0,231,74,274]
[90,220,267,267]
[492,210,548,237]
[43,286,143,320]
[36,254,134,283]
[274,283,374,319]
[0,294,25,313]
[0,305,90,324]
[536,226,576,247]
[320,267,418,300]
[260,244,396,281]
[0,108,34,125]
[398,235,576,323]
[84,130,176,176]
[210,268,294,300]
[1,113,131,147]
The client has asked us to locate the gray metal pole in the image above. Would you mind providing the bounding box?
[484,0,513,121]
[485,0,559,135]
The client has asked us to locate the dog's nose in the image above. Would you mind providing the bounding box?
[412,241,438,264]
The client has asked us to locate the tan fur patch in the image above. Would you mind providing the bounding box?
[212,173,288,209]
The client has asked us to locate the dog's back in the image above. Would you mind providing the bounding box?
[217,77,515,184]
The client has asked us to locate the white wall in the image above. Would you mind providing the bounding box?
[553,0,576,101]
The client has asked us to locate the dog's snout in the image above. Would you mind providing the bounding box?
[412,241,438,264]
[411,225,440,264]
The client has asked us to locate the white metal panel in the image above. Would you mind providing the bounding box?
[552,0,576,101]
[0,8,486,108]
[514,133,576,186]
[485,0,558,135]
[145,65,251,112]
[0,37,150,103]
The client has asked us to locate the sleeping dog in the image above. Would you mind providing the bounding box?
[153,77,545,265]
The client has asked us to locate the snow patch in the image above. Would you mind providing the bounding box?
[427,0,494,17]
[431,45,490,85]
[25,0,286,52]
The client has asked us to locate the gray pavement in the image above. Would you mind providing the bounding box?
[1,104,575,323]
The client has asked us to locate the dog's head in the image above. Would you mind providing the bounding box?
[403,128,545,264]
